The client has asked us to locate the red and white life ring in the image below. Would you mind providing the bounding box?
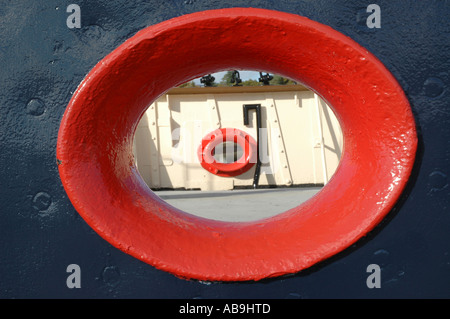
[198,128,257,177]
[57,8,417,281]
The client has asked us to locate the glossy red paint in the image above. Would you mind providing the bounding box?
[56,8,417,281]
[198,128,257,177]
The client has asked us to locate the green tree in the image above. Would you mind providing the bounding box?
[177,81,197,88]
[219,70,243,86]
[219,71,298,87]
[242,79,260,86]
[219,70,234,86]
[270,75,297,85]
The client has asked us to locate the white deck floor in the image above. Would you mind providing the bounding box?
[154,187,322,222]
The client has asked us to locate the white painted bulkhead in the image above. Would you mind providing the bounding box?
[133,85,343,191]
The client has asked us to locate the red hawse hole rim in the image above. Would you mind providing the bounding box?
[57,8,417,281]
[198,128,257,177]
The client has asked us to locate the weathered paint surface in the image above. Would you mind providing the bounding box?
[56,8,416,282]
[1,1,449,298]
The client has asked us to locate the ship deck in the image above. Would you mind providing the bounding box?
[154,186,322,222]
